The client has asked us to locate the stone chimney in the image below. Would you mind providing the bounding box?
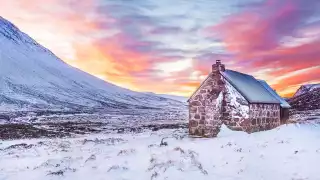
[212,60,225,73]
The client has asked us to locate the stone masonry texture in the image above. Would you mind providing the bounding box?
[189,66,281,137]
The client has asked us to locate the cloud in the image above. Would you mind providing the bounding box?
[0,0,99,60]
[149,26,183,35]
[208,0,320,54]
[1,0,319,97]
[205,0,320,97]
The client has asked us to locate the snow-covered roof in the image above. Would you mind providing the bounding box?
[258,80,291,108]
[221,70,280,104]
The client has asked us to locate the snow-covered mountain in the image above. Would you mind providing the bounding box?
[289,84,320,111]
[0,16,186,111]
[293,84,320,97]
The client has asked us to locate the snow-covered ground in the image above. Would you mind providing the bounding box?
[290,109,320,124]
[1,123,320,180]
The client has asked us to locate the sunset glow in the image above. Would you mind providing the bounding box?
[1,0,319,97]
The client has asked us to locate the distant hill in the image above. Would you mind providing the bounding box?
[153,94,187,102]
[288,84,320,111]
[293,84,320,97]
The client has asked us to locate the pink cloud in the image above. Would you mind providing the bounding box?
[1,0,319,97]
[204,0,320,97]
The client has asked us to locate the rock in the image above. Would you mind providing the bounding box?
[191,101,201,106]
[198,107,205,113]
[189,120,198,127]
[160,137,169,147]
[47,170,64,176]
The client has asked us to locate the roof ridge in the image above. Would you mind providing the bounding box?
[187,72,212,102]
[225,69,252,77]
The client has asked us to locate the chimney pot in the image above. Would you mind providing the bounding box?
[212,60,225,72]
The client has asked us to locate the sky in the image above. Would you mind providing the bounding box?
[1,0,320,97]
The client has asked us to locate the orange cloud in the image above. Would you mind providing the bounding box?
[1,0,99,60]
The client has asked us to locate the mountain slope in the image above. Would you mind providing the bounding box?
[289,84,320,111]
[144,92,187,102]
[293,84,320,97]
[0,16,185,111]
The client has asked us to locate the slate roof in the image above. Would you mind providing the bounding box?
[258,80,291,108]
[188,69,291,109]
[220,70,280,104]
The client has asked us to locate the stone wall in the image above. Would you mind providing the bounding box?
[222,80,250,132]
[249,104,280,132]
[189,70,281,137]
[188,72,225,137]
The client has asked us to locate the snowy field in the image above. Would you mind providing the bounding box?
[1,123,320,180]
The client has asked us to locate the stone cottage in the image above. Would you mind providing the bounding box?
[188,60,291,137]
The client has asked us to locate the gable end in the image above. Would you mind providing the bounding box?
[188,73,213,102]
